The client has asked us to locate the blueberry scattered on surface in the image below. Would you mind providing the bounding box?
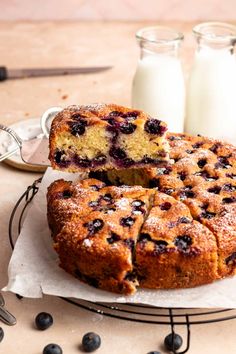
[147,351,161,354]
[0,327,4,342]
[43,343,62,354]
[164,333,183,351]
[35,312,53,330]
[82,332,101,352]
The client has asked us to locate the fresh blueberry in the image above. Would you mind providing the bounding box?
[82,332,101,352]
[144,119,167,135]
[84,219,104,235]
[69,119,87,136]
[120,216,135,227]
[43,343,62,354]
[35,312,53,330]
[119,121,137,134]
[147,352,161,354]
[0,327,4,343]
[164,333,183,351]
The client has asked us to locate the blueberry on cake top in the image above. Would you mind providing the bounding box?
[49,103,169,172]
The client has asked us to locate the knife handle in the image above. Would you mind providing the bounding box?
[0,66,7,81]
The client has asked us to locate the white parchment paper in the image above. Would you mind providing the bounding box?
[3,168,236,308]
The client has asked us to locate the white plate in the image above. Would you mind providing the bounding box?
[0,118,47,172]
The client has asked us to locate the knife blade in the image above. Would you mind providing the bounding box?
[0,65,112,81]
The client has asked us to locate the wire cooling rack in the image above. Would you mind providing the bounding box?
[8,177,236,354]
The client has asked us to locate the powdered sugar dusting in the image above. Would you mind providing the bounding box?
[115,198,129,210]
[145,216,161,229]
[83,238,93,247]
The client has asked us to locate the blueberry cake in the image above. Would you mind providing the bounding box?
[49,104,169,172]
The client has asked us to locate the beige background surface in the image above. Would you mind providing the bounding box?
[0,21,236,353]
[0,0,236,21]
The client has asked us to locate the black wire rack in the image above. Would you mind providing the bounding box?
[8,178,236,354]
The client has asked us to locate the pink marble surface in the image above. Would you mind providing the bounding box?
[0,0,236,21]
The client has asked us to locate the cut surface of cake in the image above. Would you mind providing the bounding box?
[49,103,169,172]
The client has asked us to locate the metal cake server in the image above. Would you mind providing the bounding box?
[0,124,49,166]
[0,293,16,325]
[0,107,61,166]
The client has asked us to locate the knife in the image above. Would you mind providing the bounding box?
[0,65,112,81]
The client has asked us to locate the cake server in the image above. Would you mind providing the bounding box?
[0,65,112,81]
[0,124,49,166]
[0,107,62,166]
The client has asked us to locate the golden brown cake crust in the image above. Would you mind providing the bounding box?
[49,103,169,172]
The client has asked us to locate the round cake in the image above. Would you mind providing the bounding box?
[47,132,236,294]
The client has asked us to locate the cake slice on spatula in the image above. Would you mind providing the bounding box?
[49,103,170,172]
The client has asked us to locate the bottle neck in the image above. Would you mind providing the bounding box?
[139,42,181,59]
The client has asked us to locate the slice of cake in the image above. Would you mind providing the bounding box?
[136,192,218,289]
[49,103,169,172]
[47,178,155,294]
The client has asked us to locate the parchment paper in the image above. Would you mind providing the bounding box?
[3,168,236,308]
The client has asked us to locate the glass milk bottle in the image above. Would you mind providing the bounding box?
[185,22,236,144]
[132,26,185,132]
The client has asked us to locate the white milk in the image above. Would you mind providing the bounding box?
[185,48,236,144]
[132,55,186,133]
